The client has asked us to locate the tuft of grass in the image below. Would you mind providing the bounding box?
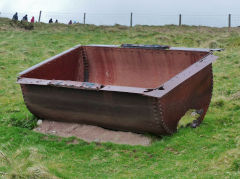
[232,159,240,172]
[177,109,200,129]
[209,41,218,48]
[0,147,58,179]
[9,20,34,30]
[8,113,37,129]
[209,146,240,176]
[212,98,225,108]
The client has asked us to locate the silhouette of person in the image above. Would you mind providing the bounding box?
[12,12,18,21]
[68,20,72,25]
[55,19,58,23]
[22,14,28,22]
[30,16,34,23]
[49,18,53,23]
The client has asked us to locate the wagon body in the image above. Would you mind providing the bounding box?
[17,44,218,135]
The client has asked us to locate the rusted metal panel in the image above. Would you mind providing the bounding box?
[143,54,217,98]
[20,84,165,135]
[84,46,208,88]
[18,44,218,135]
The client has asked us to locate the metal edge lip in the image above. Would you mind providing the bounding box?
[85,44,120,47]
[170,47,223,52]
[169,47,211,52]
[18,44,82,77]
[17,78,147,94]
[100,85,147,94]
[86,44,215,52]
[17,78,102,90]
[143,54,218,98]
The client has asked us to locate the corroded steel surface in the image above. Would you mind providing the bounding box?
[84,46,208,88]
[18,44,218,135]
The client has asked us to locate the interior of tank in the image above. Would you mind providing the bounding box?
[21,46,208,89]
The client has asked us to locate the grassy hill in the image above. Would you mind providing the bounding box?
[0,17,239,178]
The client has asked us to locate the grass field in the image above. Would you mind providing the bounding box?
[0,17,240,178]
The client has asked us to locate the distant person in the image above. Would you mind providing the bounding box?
[73,21,76,24]
[12,12,18,21]
[55,19,58,23]
[49,18,53,23]
[22,14,28,22]
[30,16,34,23]
[68,20,72,25]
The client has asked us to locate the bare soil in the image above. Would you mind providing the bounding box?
[34,120,152,146]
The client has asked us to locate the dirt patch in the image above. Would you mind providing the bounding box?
[231,91,240,100]
[66,139,79,145]
[34,120,152,146]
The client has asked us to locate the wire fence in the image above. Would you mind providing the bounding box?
[1,11,240,27]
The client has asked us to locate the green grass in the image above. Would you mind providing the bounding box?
[0,17,240,178]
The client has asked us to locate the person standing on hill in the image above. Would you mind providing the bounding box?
[12,12,18,21]
[31,16,34,23]
[22,14,28,22]
[68,20,72,25]
[49,18,53,23]
[55,19,58,23]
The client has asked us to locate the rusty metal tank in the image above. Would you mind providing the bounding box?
[17,44,218,135]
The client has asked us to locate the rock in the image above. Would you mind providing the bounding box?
[37,120,43,126]
[191,112,197,117]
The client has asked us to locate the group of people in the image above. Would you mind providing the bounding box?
[68,20,80,24]
[49,18,73,25]
[12,12,75,25]
[49,18,75,25]
[12,12,35,23]
[48,18,58,23]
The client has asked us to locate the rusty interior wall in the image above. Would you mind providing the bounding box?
[21,46,208,89]
[76,46,208,88]
[21,46,83,81]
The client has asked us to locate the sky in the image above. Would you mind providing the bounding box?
[1,0,240,26]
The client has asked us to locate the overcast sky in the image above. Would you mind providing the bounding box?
[1,0,240,26]
[1,0,240,14]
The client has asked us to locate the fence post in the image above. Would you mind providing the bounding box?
[83,13,86,24]
[228,14,231,28]
[179,14,182,26]
[38,10,42,22]
[130,12,133,27]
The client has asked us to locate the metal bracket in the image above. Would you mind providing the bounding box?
[210,48,224,52]
[121,44,170,50]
